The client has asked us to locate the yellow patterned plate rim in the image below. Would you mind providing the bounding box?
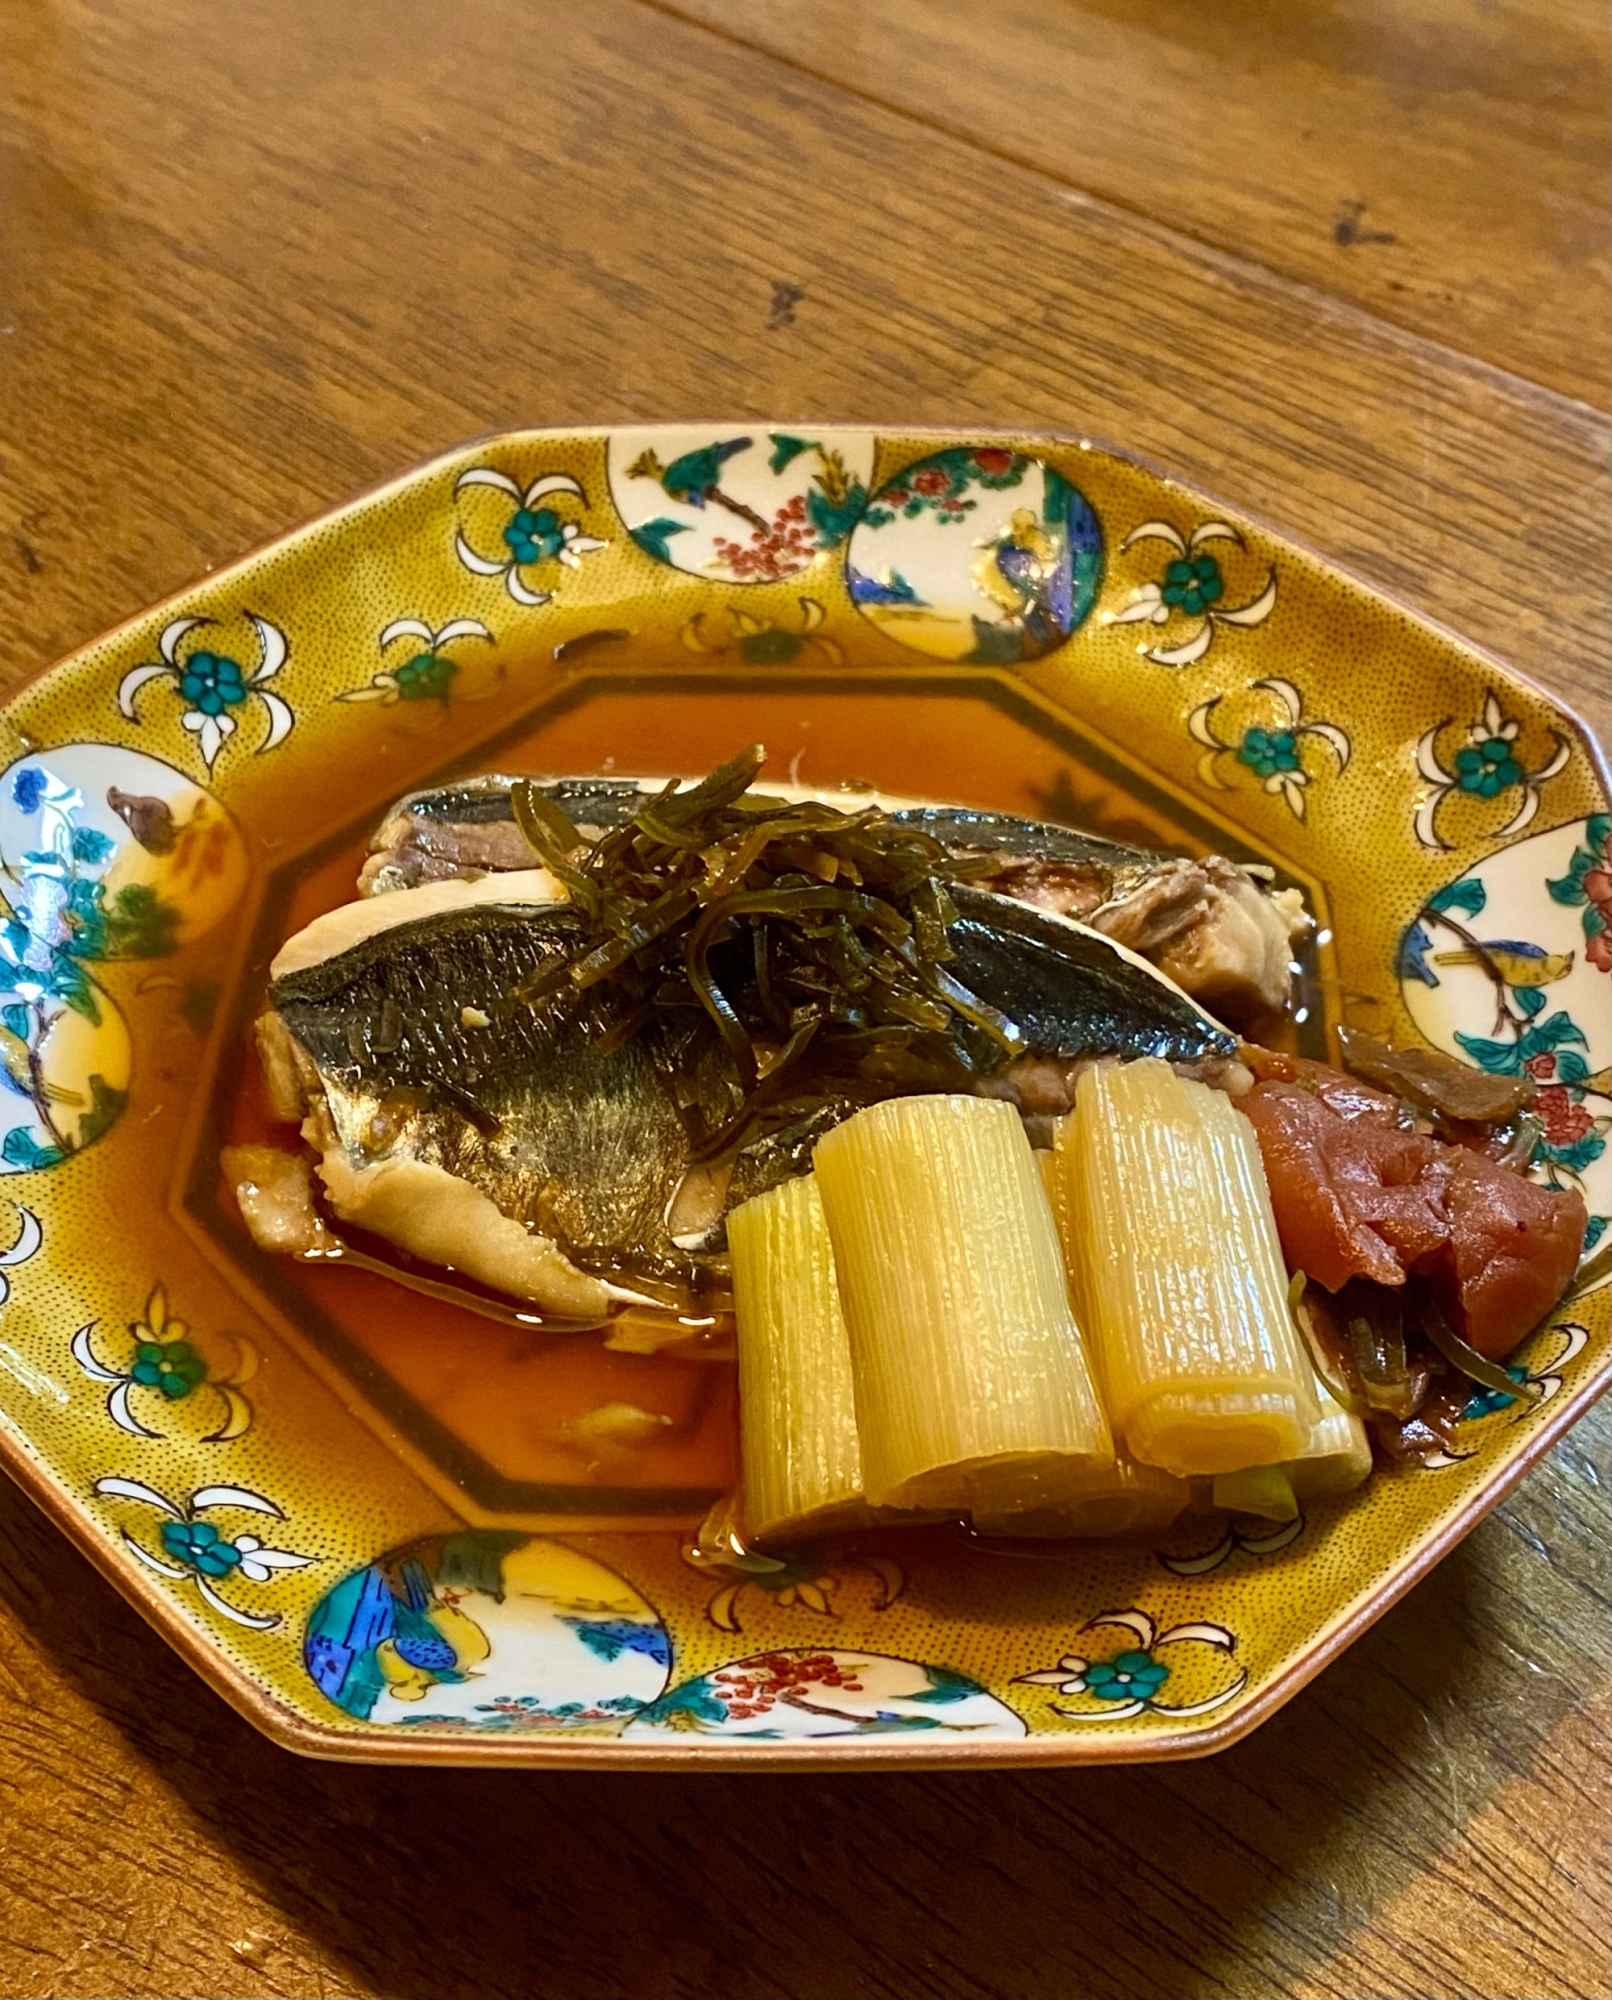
[0,422,1604,1769]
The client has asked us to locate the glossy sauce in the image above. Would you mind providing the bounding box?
[220,679,1315,1512]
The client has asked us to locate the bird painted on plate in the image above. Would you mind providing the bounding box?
[107,787,177,855]
[1432,940,1576,986]
[0,1025,35,1098]
[0,1021,79,1107]
[970,509,1073,646]
[628,437,754,509]
[374,1558,491,1703]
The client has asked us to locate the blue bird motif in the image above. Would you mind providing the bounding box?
[1432,939,1575,986]
[969,507,1076,653]
[626,438,772,538]
[660,437,752,507]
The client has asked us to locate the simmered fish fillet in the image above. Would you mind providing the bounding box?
[361,777,1309,1019]
[264,875,1236,1313]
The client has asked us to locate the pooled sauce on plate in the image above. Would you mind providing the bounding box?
[219,682,1324,1521]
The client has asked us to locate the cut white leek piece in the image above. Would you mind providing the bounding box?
[1211,1374,1373,1521]
[972,1452,1191,1539]
[727,1172,869,1541]
[1056,1058,1319,1478]
[814,1093,1112,1512]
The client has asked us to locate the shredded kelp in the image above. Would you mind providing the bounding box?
[1295,1270,1550,1464]
[1335,1024,1534,1129]
[508,746,1008,1153]
[1417,1292,1543,1405]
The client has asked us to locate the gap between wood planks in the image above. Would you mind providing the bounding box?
[637,0,1607,424]
[641,0,1612,412]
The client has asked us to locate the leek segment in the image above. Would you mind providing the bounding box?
[727,1172,869,1542]
[1056,1058,1319,1478]
[815,1093,1113,1512]
[1211,1375,1373,1521]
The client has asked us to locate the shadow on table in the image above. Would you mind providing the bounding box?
[0,1462,1597,2000]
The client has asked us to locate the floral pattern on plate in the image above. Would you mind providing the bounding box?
[72,1282,256,1443]
[453,468,608,606]
[1106,519,1275,667]
[1400,815,1610,1250]
[1188,676,1350,821]
[846,447,1101,662]
[92,1477,314,1631]
[0,425,1603,1771]
[0,1198,41,1306]
[626,1649,1025,1741]
[610,429,875,582]
[1016,1608,1247,1721]
[682,1537,904,1633]
[0,745,246,1171]
[1416,1318,1593,1468]
[304,1533,670,1732]
[1156,1514,1307,1576]
[679,598,842,668]
[1414,693,1571,851]
[117,615,293,771]
[337,616,496,707]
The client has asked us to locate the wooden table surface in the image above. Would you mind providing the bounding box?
[0,3,1607,1995]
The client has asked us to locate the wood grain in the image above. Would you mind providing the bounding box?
[661,0,1612,407]
[0,0,1606,736]
[0,1,1607,1995]
[0,1418,1605,2000]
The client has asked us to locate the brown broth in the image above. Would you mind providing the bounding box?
[220,678,1309,1513]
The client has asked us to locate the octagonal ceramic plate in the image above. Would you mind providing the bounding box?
[0,425,1605,1769]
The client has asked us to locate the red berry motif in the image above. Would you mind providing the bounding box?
[713,495,818,580]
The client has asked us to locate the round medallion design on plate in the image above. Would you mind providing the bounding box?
[625,1648,1026,1742]
[1399,813,1611,1255]
[0,744,247,1171]
[304,1532,671,1733]
[608,428,876,583]
[845,448,1102,663]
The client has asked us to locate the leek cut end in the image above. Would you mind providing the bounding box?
[1127,1389,1311,1478]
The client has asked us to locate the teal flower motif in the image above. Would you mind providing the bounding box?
[1190,678,1351,822]
[1236,726,1301,778]
[118,614,293,771]
[130,1338,207,1400]
[687,1528,902,1632]
[1017,1608,1248,1721]
[159,1518,243,1576]
[455,467,606,605]
[1414,692,1570,851]
[177,651,247,718]
[1464,1366,1528,1419]
[1453,737,1524,798]
[1161,553,1223,616]
[73,1287,255,1442]
[502,506,566,566]
[679,603,843,672]
[739,628,804,665]
[339,617,493,708]
[1084,1649,1171,1700]
[393,651,458,701]
[1113,520,1277,666]
[93,1475,315,1629]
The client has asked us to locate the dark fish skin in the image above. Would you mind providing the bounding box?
[270,902,738,1293]
[376,777,1153,868]
[269,888,1232,1291]
[945,885,1233,1068]
[386,775,639,832]
[888,807,1149,871]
